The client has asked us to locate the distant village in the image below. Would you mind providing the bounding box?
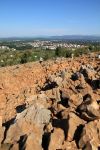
[0,40,87,51]
[0,46,16,51]
[28,40,86,50]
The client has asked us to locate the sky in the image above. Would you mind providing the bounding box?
[0,0,100,37]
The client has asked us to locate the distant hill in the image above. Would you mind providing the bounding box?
[0,35,100,41]
[49,35,100,41]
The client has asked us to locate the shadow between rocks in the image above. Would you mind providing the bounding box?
[73,124,84,148]
[16,104,26,113]
[42,132,51,150]
[41,81,57,91]
[18,134,27,150]
[2,118,15,144]
[52,119,68,140]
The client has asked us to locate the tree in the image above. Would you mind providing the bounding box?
[88,45,93,51]
[20,51,32,64]
[55,47,62,57]
[66,50,72,57]
[55,47,67,57]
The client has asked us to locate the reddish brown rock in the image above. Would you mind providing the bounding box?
[79,120,100,149]
[78,94,100,121]
[25,133,42,150]
[68,93,83,108]
[0,53,99,150]
[67,112,85,142]
[4,102,51,149]
[62,141,78,150]
[45,87,60,102]
[10,143,19,150]
[48,128,64,150]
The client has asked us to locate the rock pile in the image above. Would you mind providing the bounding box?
[0,54,100,150]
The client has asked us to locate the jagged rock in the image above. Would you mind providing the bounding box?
[68,93,83,108]
[53,76,63,86]
[25,95,38,106]
[80,64,96,80]
[37,93,51,108]
[48,72,64,84]
[76,83,93,97]
[44,122,53,133]
[48,128,64,150]
[75,73,86,89]
[26,93,51,109]
[67,112,85,142]
[62,141,78,150]
[10,143,19,150]
[45,87,60,102]
[0,126,5,147]
[4,103,51,147]
[0,54,100,149]
[60,70,66,79]
[4,123,22,144]
[16,103,51,125]
[25,133,42,150]
[4,121,43,149]
[61,88,71,100]
[78,94,100,121]
[60,87,83,108]
[0,62,46,122]
[0,116,2,127]
[79,120,100,149]
[57,103,66,112]
[61,108,73,119]
[0,119,5,148]
[0,143,12,150]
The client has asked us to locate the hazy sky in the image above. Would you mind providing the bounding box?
[0,0,100,37]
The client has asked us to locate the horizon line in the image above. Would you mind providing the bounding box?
[0,34,100,39]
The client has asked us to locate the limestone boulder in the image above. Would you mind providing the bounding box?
[79,120,100,149]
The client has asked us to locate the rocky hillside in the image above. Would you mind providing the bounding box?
[0,54,100,150]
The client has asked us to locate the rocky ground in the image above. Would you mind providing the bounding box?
[0,54,100,150]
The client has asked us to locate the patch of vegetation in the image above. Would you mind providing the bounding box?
[0,43,100,67]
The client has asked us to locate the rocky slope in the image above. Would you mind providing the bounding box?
[0,54,100,150]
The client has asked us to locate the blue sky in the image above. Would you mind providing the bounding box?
[0,0,100,37]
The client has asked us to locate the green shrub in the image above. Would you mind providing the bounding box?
[20,51,32,64]
[55,47,67,57]
[74,48,88,57]
[66,50,72,57]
